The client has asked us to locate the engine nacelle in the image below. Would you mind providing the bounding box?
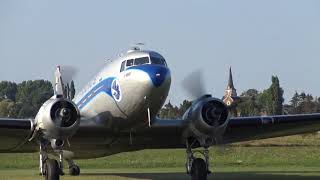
[35,96,80,140]
[183,95,230,140]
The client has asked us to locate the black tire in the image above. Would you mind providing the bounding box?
[45,159,60,180]
[69,165,80,176]
[191,158,207,180]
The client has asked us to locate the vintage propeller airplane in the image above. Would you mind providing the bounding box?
[1,47,320,180]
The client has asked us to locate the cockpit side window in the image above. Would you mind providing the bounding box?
[126,59,134,67]
[150,56,166,66]
[134,57,149,66]
[120,61,126,72]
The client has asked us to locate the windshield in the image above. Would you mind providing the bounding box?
[134,57,149,65]
[150,56,166,66]
[126,59,134,67]
[121,56,165,72]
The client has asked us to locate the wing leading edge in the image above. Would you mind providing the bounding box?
[0,118,34,152]
[223,113,320,143]
[132,114,320,149]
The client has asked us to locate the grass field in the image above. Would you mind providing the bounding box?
[1,135,320,179]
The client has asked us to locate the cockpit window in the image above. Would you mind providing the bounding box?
[120,61,126,72]
[150,56,166,66]
[126,59,134,67]
[134,57,149,66]
[121,55,164,72]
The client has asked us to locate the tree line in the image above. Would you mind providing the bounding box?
[0,76,319,119]
[159,76,320,119]
[0,80,75,118]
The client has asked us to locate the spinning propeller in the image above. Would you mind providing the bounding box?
[182,69,206,99]
[182,70,228,146]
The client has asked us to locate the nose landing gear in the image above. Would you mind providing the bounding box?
[186,140,211,180]
[44,159,60,180]
[190,158,208,180]
[39,140,80,180]
[40,148,64,180]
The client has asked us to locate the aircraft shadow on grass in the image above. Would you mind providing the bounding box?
[81,172,320,180]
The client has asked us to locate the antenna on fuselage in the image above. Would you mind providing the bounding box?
[136,42,145,47]
[128,43,145,53]
[104,57,111,62]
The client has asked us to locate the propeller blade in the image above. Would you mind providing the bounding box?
[59,65,78,84]
[54,65,78,98]
[182,69,206,99]
[54,66,64,96]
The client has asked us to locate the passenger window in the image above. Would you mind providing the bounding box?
[120,61,126,72]
[126,59,134,67]
[134,57,149,65]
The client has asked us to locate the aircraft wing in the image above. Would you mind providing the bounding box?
[131,113,320,149]
[224,113,320,143]
[0,118,35,152]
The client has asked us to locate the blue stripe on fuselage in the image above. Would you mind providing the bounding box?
[127,65,170,87]
[76,77,115,110]
[76,65,170,110]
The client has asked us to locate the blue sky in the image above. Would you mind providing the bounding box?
[1,0,320,105]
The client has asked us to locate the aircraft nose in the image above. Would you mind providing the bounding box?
[149,66,170,87]
[128,65,170,87]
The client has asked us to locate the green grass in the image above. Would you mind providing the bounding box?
[1,135,320,179]
[1,146,320,169]
[1,168,320,180]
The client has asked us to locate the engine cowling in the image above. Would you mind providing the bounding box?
[183,95,230,140]
[35,96,80,140]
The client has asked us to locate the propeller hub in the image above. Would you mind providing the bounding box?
[50,100,79,128]
[60,108,70,118]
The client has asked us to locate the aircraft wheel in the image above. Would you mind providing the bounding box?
[69,165,80,176]
[45,159,60,180]
[191,158,207,180]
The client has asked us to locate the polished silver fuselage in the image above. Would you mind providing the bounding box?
[68,50,171,159]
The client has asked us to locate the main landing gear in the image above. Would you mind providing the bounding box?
[186,140,211,180]
[39,140,80,180]
[66,159,81,176]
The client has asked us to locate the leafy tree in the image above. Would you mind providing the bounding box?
[241,89,259,98]
[290,91,300,110]
[270,76,284,115]
[0,99,15,117]
[294,93,316,114]
[63,83,69,99]
[66,83,70,99]
[178,100,192,117]
[255,76,284,115]
[237,89,261,116]
[15,80,53,117]
[159,101,179,119]
[63,81,76,100]
[70,80,76,100]
[301,94,315,113]
[257,89,272,115]
[287,92,320,114]
[8,102,23,118]
[17,104,36,118]
[0,81,17,101]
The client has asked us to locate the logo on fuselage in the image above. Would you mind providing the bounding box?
[111,79,122,102]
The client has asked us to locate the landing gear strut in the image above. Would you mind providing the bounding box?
[186,140,211,180]
[39,140,66,180]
